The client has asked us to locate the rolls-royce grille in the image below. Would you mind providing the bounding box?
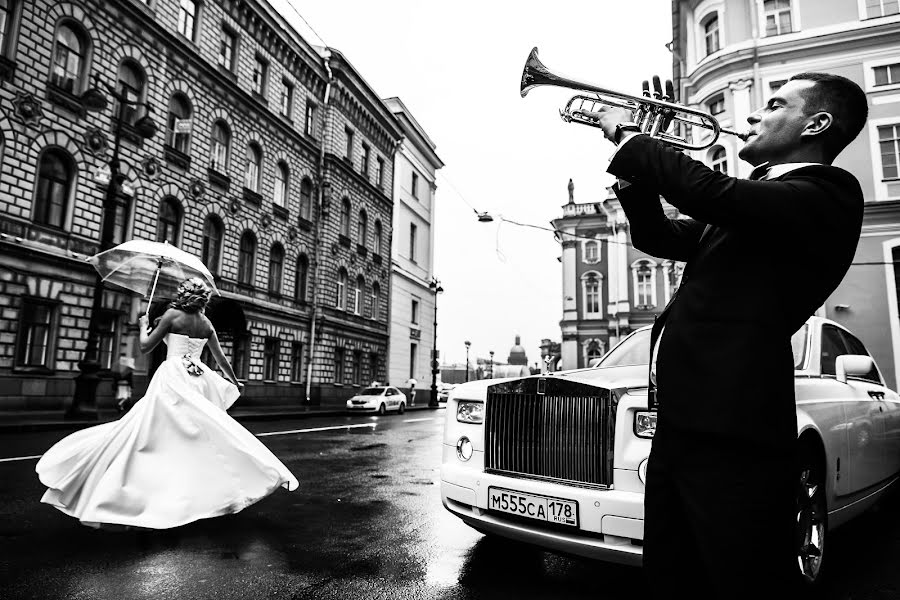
[485,378,612,488]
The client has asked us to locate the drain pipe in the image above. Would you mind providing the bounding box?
[305,48,334,404]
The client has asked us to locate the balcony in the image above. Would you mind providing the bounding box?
[207,167,231,191]
[164,145,191,170]
[242,187,262,207]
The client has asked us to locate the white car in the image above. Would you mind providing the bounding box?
[440,317,900,586]
[346,386,407,415]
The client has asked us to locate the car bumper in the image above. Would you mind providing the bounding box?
[440,448,645,566]
[346,401,378,411]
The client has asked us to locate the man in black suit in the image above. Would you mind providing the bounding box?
[587,73,868,598]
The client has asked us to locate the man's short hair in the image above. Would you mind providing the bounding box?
[788,72,868,158]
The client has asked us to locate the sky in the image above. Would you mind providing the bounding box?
[269,0,674,366]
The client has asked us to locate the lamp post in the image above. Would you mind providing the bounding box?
[464,340,471,383]
[69,81,158,419]
[428,277,443,407]
[489,350,494,379]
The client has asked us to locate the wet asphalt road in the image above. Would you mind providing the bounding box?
[2,411,900,599]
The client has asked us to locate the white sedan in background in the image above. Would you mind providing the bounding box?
[346,386,406,415]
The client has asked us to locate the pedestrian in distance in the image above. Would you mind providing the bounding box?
[407,378,417,406]
[586,72,868,598]
[36,277,298,529]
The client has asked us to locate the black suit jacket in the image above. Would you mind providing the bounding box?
[609,135,863,451]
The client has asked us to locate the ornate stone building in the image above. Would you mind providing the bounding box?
[0,0,402,415]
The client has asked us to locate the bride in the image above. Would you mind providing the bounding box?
[36,278,299,529]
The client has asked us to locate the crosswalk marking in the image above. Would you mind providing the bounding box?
[255,423,377,437]
[402,418,434,423]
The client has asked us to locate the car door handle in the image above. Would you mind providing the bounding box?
[869,391,886,400]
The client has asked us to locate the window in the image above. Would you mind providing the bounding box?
[268,243,284,295]
[411,172,419,199]
[763,0,792,36]
[157,198,181,245]
[358,210,367,245]
[369,352,379,383]
[202,215,223,274]
[371,282,380,321]
[874,63,900,87]
[166,93,192,155]
[340,197,351,237]
[707,95,725,115]
[109,195,131,246]
[210,121,231,172]
[295,254,308,303]
[334,347,345,384]
[305,101,316,136]
[336,268,348,310]
[879,124,900,180]
[263,337,279,381]
[353,350,362,385]
[710,146,728,173]
[291,342,304,382]
[584,241,599,263]
[361,144,370,178]
[409,223,417,262]
[219,27,236,71]
[586,340,604,364]
[281,79,293,118]
[50,22,88,93]
[345,127,354,160]
[33,149,73,229]
[16,300,55,368]
[244,143,262,191]
[865,0,900,18]
[177,0,198,40]
[819,325,848,377]
[633,260,656,308]
[354,275,364,315]
[376,157,385,189]
[411,299,419,324]
[839,330,882,383]
[116,60,145,126]
[97,310,119,370]
[703,14,720,56]
[238,230,256,286]
[300,177,313,220]
[274,161,288,207]
[373,220,383,255]
[584,274,601,316]
[0,0,18,56]
[232,334,249,379]
[409,343,417,379]
[253,55,268,96]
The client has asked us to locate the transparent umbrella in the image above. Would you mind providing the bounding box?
[86,239,219,316]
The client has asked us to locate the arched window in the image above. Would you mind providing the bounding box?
[632,260,657,308]
[268,243,284,295]
[201,215,223,274]
[274,161,289,207]
[586,340,604,364]
[210,121,231,172]
[354,275,364,315]
[50,21,89,93]
[299,177,313,221]
[238,230,256,286]
[244,143,262,192]
[358,210,368,245]
[0,1,21,56]
[703,13,720,56]
[584,240,599,263]
[371,282,381,321]
[157,197,182,245]
[166,93,192,155]
[336,268,348,310]
[116,60,145,126]
[583,273,601,317]
[33,149,74,228]
[710,146,727,173]
[340,197,351,237]
[295,254,308,303]
[373,220,383,255]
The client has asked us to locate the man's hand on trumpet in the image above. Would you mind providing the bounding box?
[578,105,637,145]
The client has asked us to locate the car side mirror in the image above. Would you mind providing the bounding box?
[835,355,875,384]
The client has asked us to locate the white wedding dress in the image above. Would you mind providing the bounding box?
[36,333,299,529]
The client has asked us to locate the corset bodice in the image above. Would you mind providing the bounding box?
[164,333,208,360]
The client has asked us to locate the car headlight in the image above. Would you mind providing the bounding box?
[456,401,484,424]
[634,411,657,439]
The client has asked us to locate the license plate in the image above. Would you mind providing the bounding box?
[488,487,578,527]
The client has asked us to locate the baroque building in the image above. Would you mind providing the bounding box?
[0,0,402,415]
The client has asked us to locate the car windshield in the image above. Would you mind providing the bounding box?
[791,324,808,370]
[360,387,386,396]
[594,329,652,368]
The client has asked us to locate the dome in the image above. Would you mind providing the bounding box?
[508,335,528,366]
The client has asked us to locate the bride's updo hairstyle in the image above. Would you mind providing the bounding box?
[169,278,211,313]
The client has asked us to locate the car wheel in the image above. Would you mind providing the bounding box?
[398,402,405,414]
[378,403,386,416]
[797,442,828,587]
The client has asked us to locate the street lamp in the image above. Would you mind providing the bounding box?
[489,350,494,379]
[69,80,158,419]
[464,340,471,383]
[428,277,443,408]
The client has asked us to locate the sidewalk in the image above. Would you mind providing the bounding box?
[0,403,446,433]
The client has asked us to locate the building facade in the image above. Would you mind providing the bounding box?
[0,0,402,415]
[670,0,900,387]
[383,97,443,393]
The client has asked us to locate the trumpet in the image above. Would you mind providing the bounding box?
[520,47,749,151]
